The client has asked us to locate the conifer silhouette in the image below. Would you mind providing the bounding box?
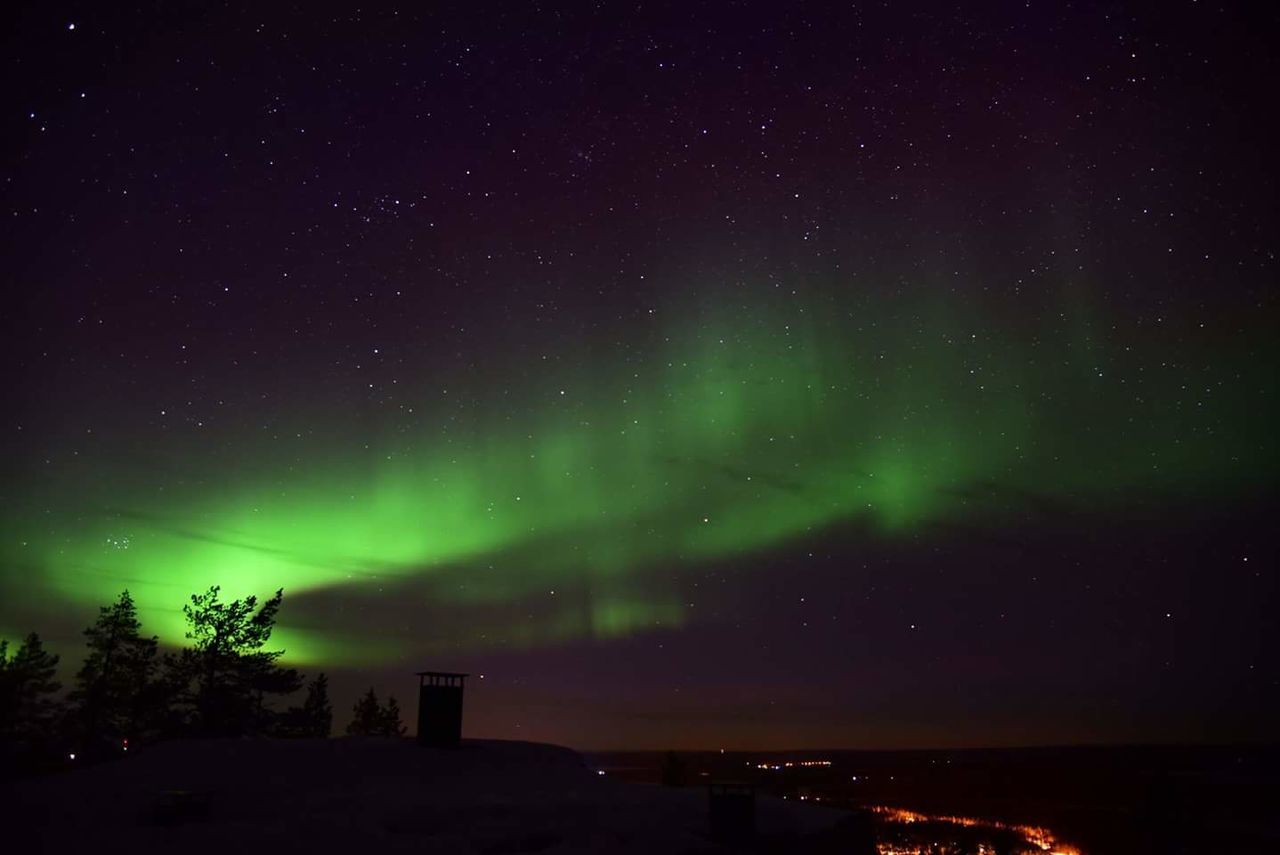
[279,672,333,737]
[0,633,62,751]
[347,687,383,735]
[69,590,159,752]
[173,585,302,735]
[302,673,333,737]
[381,695,406,737]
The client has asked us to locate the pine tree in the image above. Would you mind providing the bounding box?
[154,651,194,735]
[0,633,63,748]
[240,651,304,734]
[0,640,12,741]
[380,695,406,737]
[279,672,333,737]
[176,585,302,736]
[69,590,159,751]
[302,673,333,737]
[346,687,383,736]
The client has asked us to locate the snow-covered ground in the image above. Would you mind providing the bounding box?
[7,738,847,853]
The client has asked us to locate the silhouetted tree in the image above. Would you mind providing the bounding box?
[278,672,333,737]
[347,687,383,735]
[380,695,406,737]
[345,687,405,737]
[68,590,159,752]
[241,651,304,734]
[153,651,196,736]
[173,585,302,735]
[0,633,62,751]
[302,672,333,737]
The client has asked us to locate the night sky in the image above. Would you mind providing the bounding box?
[2,3,1276,749]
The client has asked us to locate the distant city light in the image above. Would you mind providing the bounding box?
[754,759,832,770]
[871,806,1081,855]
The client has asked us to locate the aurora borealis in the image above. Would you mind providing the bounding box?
[6,288,1274,662]
[2,3,1276,747]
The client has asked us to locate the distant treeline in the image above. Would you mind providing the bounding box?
[1,587,404,773]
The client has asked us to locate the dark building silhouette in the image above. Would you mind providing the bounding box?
[415,671,467,747]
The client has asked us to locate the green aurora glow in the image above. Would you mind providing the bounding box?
[3,289,1273,663]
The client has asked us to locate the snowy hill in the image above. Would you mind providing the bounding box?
[6,738,848,853]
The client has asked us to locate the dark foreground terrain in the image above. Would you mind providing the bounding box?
[7,739,1275,853]
[4,737,851,854]
[591,744,1280,854]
